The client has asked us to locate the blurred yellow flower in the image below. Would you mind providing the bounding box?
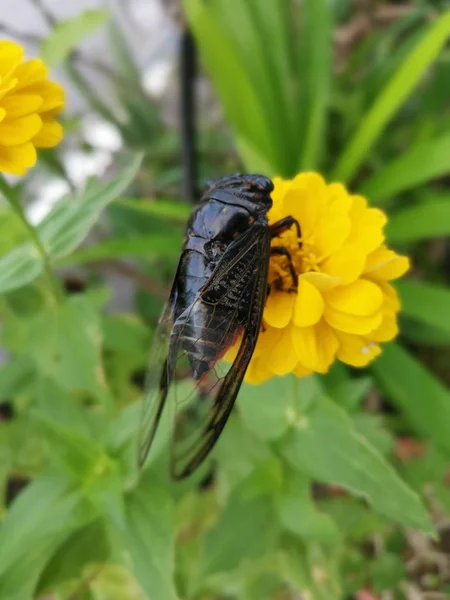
[0,40,64,175]
[228,172,409,384]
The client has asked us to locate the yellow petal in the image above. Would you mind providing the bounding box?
[0,113,42,145]
[370,309,399,342]
[346,195,387,254]
[0,142,36,175]
[1,93,43,119]
[267,326,298,375]
[314,213,351,260]
[13,59,48,90]
[324,304,383,335]
[264,291,295,328]
[293,363,313,378]
[292,321,338,373]
[245,356,273,385]
[283,173,327,235]
[0,41,24,74]
[335,331,381,367]
[379,282,401,311]
[0,76,18,100]
[294,278,324,326]
[27,80,65,113]
[33,118,63,148]
[301,271,340,292]
[321,244,366,284]
[253,325,282,359]
[325,279,384,316]
[327,182,353,213]
[364,246,410,281]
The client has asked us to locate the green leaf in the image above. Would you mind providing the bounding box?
[298,0,332,170]
[372,342,450,456]
[184,0,276,172]
[37,520,110,593]
[0,156,141,294]
[386,198,450,242]
[63,233,180,265]
[281,395,433,533]
[116,197,190,222]
[333,12,450,182]
[41,9,109,67]
[39,154,142,259]
[0,476,90,599]
[119,474,177,600]
[361,134,450,202]
[396,280,450,336]
[238,377,292,441]
[0,356,35,399]
[200,482,279,576]
[0,243,42,294]
[370,553,406,594]
[24,295,108,399]
[276,470,340,544]
[280,537,341,600]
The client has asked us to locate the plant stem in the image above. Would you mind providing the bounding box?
[0,176,63,304]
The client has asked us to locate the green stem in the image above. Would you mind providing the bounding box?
[0,176,63,304]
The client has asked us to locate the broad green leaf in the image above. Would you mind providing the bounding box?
[386,198,450,242]
[0,476,90,600]
[276,470,340,544]
[32,410,104,478]
[0,156,141,294]
[401,316,450,347]
[396,280,450,336]
[298,0,332,170]
[39,154,142,259]
[0,356,35,398]
[41,10,109,67]
[119,474,177,600]
[370,553,406,594]
[25,295,108,399]
[238,377,292,441]
[362,134,450,202]
[0,243,41,294]
[215,414,273,486]
[63,233,180,265]
[333,12,450,182]
[372,342,450,456]
[37,520,110,593]
[281,395,433,533]
[200,482,279,577]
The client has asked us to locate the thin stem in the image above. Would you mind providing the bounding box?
[0,176,63,304]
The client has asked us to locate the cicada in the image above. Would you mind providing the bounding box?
[138,174,300,479]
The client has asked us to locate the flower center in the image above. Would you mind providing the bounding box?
[269,228,319,292]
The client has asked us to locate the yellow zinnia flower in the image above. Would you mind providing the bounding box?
[0,40,64,175]
[227,172,409,384]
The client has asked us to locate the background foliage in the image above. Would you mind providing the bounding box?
[1,1,450,599]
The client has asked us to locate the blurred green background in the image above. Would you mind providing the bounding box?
[1,1,450,599]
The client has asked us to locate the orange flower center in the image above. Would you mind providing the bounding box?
[269,227,321,292]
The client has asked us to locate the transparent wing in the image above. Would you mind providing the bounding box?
[137,275,179,468]
[137,222,270,478]
[169,223,270,479]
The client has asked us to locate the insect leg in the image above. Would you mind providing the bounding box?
[270,246,298,288]
[269,216,301,241]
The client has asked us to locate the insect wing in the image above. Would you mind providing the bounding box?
[170,222,270,479]
[137,277,179,468]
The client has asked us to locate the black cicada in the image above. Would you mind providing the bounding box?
[138,174,300,479]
